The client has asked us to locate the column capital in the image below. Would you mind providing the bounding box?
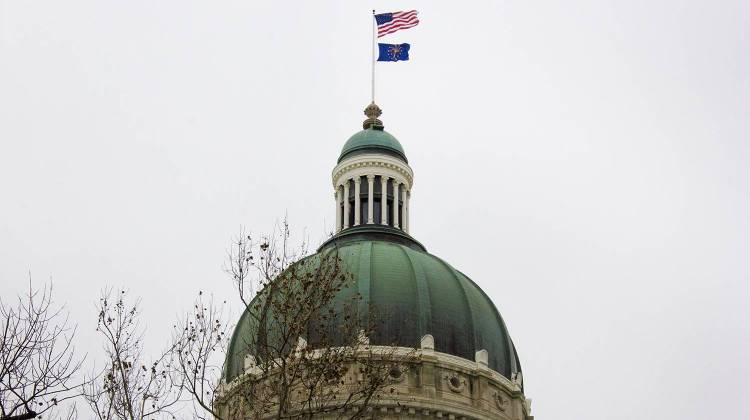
[366,174,376,180]
[353,176,361,185]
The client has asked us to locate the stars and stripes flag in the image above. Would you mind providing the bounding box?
[375,10,419,38]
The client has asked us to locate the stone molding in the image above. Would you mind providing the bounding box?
[332,153,414,189]
[221,343,531,420]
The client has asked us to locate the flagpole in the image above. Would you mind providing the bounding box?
[371,9,376,103]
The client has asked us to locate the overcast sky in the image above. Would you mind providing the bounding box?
[2,1,749,419]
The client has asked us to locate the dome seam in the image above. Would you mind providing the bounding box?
[432,256,478,365]
[397,245,432,338]
[355,242,372,328]
[455,268,518,378]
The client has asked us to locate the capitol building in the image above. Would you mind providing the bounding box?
[220,104,533,420]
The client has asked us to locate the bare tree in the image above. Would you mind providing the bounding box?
[83,290,181,420]
[172,221,412,420]
[0,281,84,420]
[171,293,228,420]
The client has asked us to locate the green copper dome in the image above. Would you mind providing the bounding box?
[224,229,522,383]
[338,128,407,163]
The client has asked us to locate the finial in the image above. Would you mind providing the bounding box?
[363,102,384,130]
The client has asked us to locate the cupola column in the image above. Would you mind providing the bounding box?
[354,177,361,226]
[367,175,375,224]
[380,176,389,225]
[392,181,400,229]
[343,181,350,229]
[407,190,411,232]
[401,188,409,233]
[335,187,342,232]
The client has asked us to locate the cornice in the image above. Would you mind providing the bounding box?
[332,153,414,188]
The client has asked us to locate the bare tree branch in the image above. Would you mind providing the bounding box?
[171,293,229,420]
[83,289,181,420]
[173,219,414,420]
[0,279,84,420]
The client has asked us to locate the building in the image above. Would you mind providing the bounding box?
[220,104,533,419]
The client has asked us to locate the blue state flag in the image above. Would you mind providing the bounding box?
[377,43,410,62]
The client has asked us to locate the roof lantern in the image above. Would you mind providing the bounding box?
[332,104,413,235]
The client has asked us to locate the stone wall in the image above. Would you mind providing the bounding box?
[216,334,532,420]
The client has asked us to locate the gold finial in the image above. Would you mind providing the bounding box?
[363,102,384,130]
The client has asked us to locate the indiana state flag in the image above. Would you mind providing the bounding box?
[377,43,410,62]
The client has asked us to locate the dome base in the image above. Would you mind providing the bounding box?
[216,342,531,420]
[319,224,425,253]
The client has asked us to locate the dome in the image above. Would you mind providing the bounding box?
[224,228,522,383]
[338,128,407,163]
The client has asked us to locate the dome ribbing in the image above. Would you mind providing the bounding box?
[224,235,522,382]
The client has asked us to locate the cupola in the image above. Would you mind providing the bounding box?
[332,103,413,233]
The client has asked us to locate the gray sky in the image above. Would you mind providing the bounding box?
[2,1,749,419]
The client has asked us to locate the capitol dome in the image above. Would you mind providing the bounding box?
[224,227,522,382]
[220,103,532,420]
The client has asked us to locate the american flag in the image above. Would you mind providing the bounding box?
[375,10,419,38]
